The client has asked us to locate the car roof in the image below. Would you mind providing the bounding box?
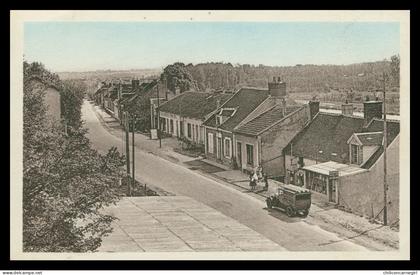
[278,184,310,194]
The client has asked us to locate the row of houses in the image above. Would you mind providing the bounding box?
[93,78,177,130]
[151,76,400,224]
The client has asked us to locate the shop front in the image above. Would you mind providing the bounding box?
[300,161,364,203]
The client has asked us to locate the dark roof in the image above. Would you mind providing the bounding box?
[234,105,303,136]
[363,118,400,146]
[286,113,366,163]
[220,109,236,117]
[360,119,400,169]
[203,88,270,131]
[354,132,383,146]
[103,86,118,99]
[158,92,231,120]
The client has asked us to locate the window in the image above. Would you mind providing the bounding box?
[180,121,184,136]
[246,144,254,165]
[196,125,199,141]
[208,133,214,154]
[351,144,358,164]
[216,116,222,126]
[187,123,192,138]
[224,138,231,158]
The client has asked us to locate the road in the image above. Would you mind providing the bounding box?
[82,100,368,251]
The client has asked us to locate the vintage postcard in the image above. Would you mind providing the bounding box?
[10,10,410,260]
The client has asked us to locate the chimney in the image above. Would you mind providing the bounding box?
[132,79,140,89]
[216,99,221,110]
[341,102,354,116]
[363,100,383,125]
[268,76,286,98]
[308,100,320,120]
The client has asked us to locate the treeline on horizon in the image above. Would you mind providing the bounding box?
[175,55,400,94]
[62,55,400,96]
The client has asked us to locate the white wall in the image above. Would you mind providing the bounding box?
[362,145,380,165]
[159,111,205,144]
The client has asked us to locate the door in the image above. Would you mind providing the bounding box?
[216,137,222,160]
[329,179,337,203]
[237,142,242,168]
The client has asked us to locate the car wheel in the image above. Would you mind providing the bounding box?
[302,210,309,217]
[286,207,294,217]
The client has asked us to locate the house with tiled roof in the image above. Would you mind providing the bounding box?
[157,92,231,144]
[203,77,303,169]
[233,102,318,178]
[284,100,400,224]
[119,79,180,132]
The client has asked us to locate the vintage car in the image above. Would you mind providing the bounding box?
[266,184,311,217]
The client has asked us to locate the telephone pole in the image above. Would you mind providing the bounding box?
[156,83,162,148]
[382,72,388,226]
[131,117,135,197]
[125,111,130,175]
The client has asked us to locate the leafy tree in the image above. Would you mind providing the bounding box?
[161,62,196,93]
[61,79,86,130]
[390,54,400,87]
[23,62,125,252]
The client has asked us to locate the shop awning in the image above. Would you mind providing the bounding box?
[301,161,367,177]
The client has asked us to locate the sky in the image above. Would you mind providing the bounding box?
[24,22,400,72]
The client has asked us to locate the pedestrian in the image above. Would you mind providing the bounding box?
[263,173,269,191]
[249,173,254,188]
[251,172,258,191]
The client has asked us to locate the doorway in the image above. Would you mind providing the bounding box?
[237,142,242,169]
[216,137,222,160]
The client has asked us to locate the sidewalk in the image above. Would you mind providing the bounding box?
[99,196,285,252]
[91,102,399,251]
[92,104,198,165]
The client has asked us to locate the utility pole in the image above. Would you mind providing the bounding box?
[382,72,388,226]
[131,116,135,197]
[125,111,130,175]
[156,83,162,148]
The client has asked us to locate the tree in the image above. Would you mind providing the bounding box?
[161,62,196,93]
[61,79,86,130]
[390,54,400,87]
[23,62,126,252]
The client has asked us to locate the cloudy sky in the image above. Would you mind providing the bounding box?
[24,22,400,72]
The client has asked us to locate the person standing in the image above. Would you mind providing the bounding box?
[263,173,269,191]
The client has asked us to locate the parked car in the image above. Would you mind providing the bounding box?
[266,184,311,217]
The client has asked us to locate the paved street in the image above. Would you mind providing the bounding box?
[82,100,368,251]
